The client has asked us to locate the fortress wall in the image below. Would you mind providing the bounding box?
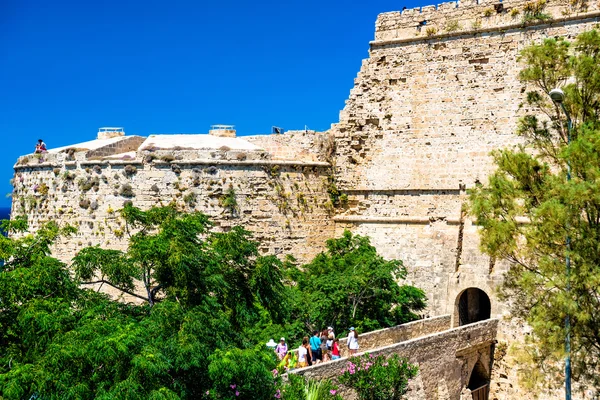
[375,0,600,43]
[11,149,335,266]
[246,130,334,162]
[333,3,600,319]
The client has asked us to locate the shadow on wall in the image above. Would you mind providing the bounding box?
[455,287,491,326]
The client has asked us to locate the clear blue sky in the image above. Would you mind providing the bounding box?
[1,0,426,208]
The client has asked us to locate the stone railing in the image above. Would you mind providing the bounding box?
[336,314,451,358]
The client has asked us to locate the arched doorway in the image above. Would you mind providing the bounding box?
[468,360,489,400]
[456,288,491,326]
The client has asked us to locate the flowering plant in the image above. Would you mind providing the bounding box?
[338,353,418,400]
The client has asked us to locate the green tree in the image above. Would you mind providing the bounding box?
[469,30,600,387]
[288,230,426,333]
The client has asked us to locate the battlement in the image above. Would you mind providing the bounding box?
[374,0,600,44]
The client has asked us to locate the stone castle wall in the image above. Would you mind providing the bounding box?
[11,134,336,266]
[333,0,600,319]
[330,3,600,397]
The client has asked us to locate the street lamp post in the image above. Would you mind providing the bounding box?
[549,88,572,400]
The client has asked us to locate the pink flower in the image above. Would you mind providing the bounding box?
[230,384,237,389]
[330,389,337,395]
[235,391,240,396]
[275,389,281,398]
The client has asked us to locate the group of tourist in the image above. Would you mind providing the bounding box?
[274,327,360,369]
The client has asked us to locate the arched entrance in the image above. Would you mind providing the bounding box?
[456,288,491,326]
[467,360,489,400]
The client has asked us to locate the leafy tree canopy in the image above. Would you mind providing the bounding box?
[287,230,427,333]
[469,29,600,387]
[0,205,425,399]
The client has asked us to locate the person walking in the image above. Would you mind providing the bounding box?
[320,329,329,362]
[275,337,288,361]
[347,327,359,355]
[331,338,341,360]
[298,337,311,368]
[309,330,322,364]
[327,326,335,339]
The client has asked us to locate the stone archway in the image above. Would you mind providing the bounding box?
[467,360,490,400]
[456,287,491,326]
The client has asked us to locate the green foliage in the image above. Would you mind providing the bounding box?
[338,353,418,400]
[219,185,239,216]
[275,374,341,400]
[288,230,426,333]
[469,29,600,388]
[522,0,552,22]
[207,348,276,399]
[0,206,426,399]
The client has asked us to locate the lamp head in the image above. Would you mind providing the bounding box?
[549,88,565,103]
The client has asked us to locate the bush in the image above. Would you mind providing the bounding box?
[208,348,277,400]
[123,165,137,176]
[276,374,342,400]
[339,353,418,400]
[119,184,135,198]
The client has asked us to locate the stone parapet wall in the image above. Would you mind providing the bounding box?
[11,151,335,268]
[245,130,334,162]
[294,318,498,400]
[336,315,451,358]
[374,0,600,43]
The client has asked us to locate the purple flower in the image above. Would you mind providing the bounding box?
[230,384,237,389]
[330,389,337,395]
[274,389,281,398]
[235,391,239,396]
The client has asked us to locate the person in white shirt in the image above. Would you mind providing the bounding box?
[347,327,359,355]
[298,337,311,367]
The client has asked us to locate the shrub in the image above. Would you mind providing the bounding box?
[425,27,437,36]
[150,184,160,193]
[123,165,137,176]
[339,353,418,400]
[53,168,61,176]
[445,20,461,32]
[36,183,49,196]
[119,184,135,198]
[78,176,100,192]
[275,374,342,400]
[171,164,182,174]
[208,348,276,400]
[236,152,247,161]
[93,165,102,174]
[220,185,239,216]
[183,192,197,206]
[160,154,175,162]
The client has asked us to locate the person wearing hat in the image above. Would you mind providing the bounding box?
[347,327,359,355]
[327,326,335,339]
[275,337,288,361]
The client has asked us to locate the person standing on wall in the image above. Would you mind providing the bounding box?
[35,139,47,153]
[347,327,359,355]
[309,330,322,364]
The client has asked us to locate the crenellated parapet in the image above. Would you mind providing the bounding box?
[373,0,600,44]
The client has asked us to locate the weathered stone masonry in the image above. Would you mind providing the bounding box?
[11,0,600,397]
[11,130,336,265]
